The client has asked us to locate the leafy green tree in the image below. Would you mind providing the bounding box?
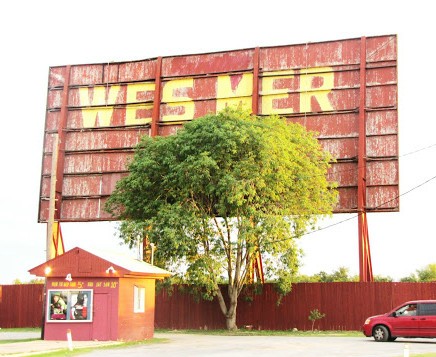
[400,274,418,282]
[308,308,326,331]
[296,267,357,282]
[417,264,436,281]
[315,267,356,282]
[373,275,393,282]
[106,108,337,330]
[13,278,44,284]
[295,267,392,282]
[401,264,436,282]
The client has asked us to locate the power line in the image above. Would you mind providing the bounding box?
[302,173,436,239]
[401,143,436,158]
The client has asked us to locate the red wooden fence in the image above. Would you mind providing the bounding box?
[154,282,436,331]
[0,284,44,328]
[2,282,436,330]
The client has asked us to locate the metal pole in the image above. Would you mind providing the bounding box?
[252,47,260,115]
[150,243,155,265]
[46,133,59,261]
[358,37,373,282]
[151,57,163,137]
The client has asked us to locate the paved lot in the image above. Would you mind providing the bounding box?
[2,332,436,356]
[0,331,120,356]
[86,333,436,357]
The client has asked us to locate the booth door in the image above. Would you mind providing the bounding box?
[92,293,111,341]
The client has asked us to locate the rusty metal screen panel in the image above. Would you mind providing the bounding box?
[38,35,398,222]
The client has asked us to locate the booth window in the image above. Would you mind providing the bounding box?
[47,290,92,322]
[134,285,145,313]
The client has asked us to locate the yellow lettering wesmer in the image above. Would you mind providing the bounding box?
[161,78,194,122]
[299,67,334,113]
[79,85,120,128]
[125,83,155,125]
[216,73,252,111]
[261,70,295,115]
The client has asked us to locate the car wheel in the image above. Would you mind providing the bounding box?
[373,325,389,342]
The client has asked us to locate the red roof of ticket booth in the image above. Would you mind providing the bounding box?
[28,247,171,279]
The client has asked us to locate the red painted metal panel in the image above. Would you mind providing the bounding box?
[162,49,254,77]
[366,110,398,135]
[335,187,358,212]
[70,64,104,86]
[367,186,399,211]
[118,59,157,82]
[64,130,147,151]
[289,113,359,137]
[39,35,398,222]
[366,161,398,186]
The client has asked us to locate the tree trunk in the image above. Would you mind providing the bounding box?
[226,290,239,330]
[226,310,237,330]
[216,286,239,330]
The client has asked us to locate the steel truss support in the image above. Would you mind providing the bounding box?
[358,37,373,282]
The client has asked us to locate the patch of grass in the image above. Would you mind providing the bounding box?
[20,338,168,357]
[155,328,362,337]
[0,328,41,333]
[0,338,41,344]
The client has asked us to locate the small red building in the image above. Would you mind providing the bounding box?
[29,247,171,341]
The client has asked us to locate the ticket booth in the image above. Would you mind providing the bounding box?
[29,247,171,341]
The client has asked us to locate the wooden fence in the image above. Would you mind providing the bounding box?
[154,282,436,331]
[0,284,44,328]
[2,282,436,330]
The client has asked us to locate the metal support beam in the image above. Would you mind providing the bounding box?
[252,47,260,115]
[54,66,71,220]
[151,57,163,137]
[46,66,70,261]
[46,134,59,261]
[358,37,373,282]
[46,134,65,261]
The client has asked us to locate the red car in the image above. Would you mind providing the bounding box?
[363,300,436,341]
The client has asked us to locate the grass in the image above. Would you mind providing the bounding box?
[17,339,168,357]
[155,328,363,337]
[1,327,363,337]
[0,338,41,344]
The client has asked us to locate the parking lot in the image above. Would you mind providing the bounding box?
[84,333,436,357]
[2,332,436,356]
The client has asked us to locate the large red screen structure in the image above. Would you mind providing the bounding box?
[39,35,398,222]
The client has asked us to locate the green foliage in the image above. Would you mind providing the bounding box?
[13,278,45,284]
[308,308,326,331]
[400,274,418,282]
[417,264,436,282]
[106,107,337,327]
[293,267,393,283]
[273,268,296,305]
[400,264,436,282]
[315,267,356,282]
[373,275,393,282]
[294,267,358,282]
[241,283,264,302]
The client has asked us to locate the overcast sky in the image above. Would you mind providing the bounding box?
[0,0,435,284]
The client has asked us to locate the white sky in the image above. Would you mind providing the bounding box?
[1,0,435,284]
